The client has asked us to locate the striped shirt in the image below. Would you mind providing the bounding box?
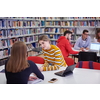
[42,45,67,71]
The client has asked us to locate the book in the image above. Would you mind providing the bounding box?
[28,79,42,84]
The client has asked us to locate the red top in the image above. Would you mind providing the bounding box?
[57,36,79,57]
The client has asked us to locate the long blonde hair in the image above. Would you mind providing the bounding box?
[6,41,29,73]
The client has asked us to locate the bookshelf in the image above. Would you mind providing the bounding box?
[44,17,100,45]
[0,17,45,66]
[0,17,100,66]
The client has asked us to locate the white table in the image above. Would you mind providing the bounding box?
[1,64,100,84]
[40,67,100,84]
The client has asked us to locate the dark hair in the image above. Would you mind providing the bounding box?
[83,30,88,34]
[96,30,100,39]
[64,30,72,36]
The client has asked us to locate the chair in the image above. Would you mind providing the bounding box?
[76,61,100,70]
[64,57,74,66]
[27,56,45,64]
[78,51,97,62]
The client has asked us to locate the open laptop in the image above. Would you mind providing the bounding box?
[54,64,76,77]
[89,43,100,52]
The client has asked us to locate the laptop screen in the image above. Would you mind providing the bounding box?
[90,43,100,51]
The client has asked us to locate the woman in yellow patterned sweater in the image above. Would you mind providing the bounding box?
[38,35,67,71]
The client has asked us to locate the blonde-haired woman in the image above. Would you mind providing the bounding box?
[38,35,67,71]
[5,41,44,84]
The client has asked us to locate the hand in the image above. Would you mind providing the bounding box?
[28,76,37,81]
[85,48,89,50]
[80,48,84,51]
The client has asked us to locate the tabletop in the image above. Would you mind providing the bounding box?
[1,64,100,84]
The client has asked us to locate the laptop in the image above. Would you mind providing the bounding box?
[89,43,100,52]
[54,64,76,77]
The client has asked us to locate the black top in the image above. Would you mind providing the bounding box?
[5,60,44,84]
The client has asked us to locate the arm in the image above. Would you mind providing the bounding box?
[86,37,91,48]
[42,50,59,71]
[30,61,44,80]
[74,38,81,50]
[65,39,79,54]
[42,61,60,71]
[42,49,66,71]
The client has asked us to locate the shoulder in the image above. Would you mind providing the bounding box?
[51,45,60,50]
[88,36,91,39]
[76,37,82,41]
[28,60,35,65]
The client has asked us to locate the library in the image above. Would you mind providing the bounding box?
[0,17,100,84]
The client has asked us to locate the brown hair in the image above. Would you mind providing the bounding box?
[38,35,51,43]
[96,30,100,39]
[6,41,29,73]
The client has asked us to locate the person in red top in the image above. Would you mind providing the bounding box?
[57,30,79,57]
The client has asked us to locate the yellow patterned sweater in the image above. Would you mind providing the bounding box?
[42,45,67,71]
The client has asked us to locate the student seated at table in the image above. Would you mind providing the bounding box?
[56,30,79,57]
[38,35,67,71]
[94,30,100,43]
[74,30,91,51]
[5,41,44,84]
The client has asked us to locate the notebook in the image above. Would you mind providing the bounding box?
[54,64,76,77]
[28,79,42,84]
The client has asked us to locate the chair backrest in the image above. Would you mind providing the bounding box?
[78,51,97,62]
[76,61,100,70]
[27,56,45,64]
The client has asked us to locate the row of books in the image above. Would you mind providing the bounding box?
[46,17,61,20]
[1,20,100,28]
[44,28,60,33]
[0,20,46,28]
[0,51,38,66]
[0,28,75,39]
[61,21,96,26]
[60,28,75,34]
[0,49,40,60]
[47,34,61,39]
[46,17,99,20]
[50,40,75,46]
[45,21,100,27]
[0,29,45,38]
[51,41,57,45]
[1,17,100,20]
[47,34,75,41]
[0,43,40,59]
[44,28,75,34]
[46,21,61,26]
[0,49,8,59]
[0,36,38,47]
[0,17,45,20]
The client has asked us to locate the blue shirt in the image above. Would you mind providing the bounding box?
[74,36,91,50]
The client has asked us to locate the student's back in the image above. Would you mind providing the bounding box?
[5,60,44,84]
[5,41,44,84]
[57,36,79,57]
